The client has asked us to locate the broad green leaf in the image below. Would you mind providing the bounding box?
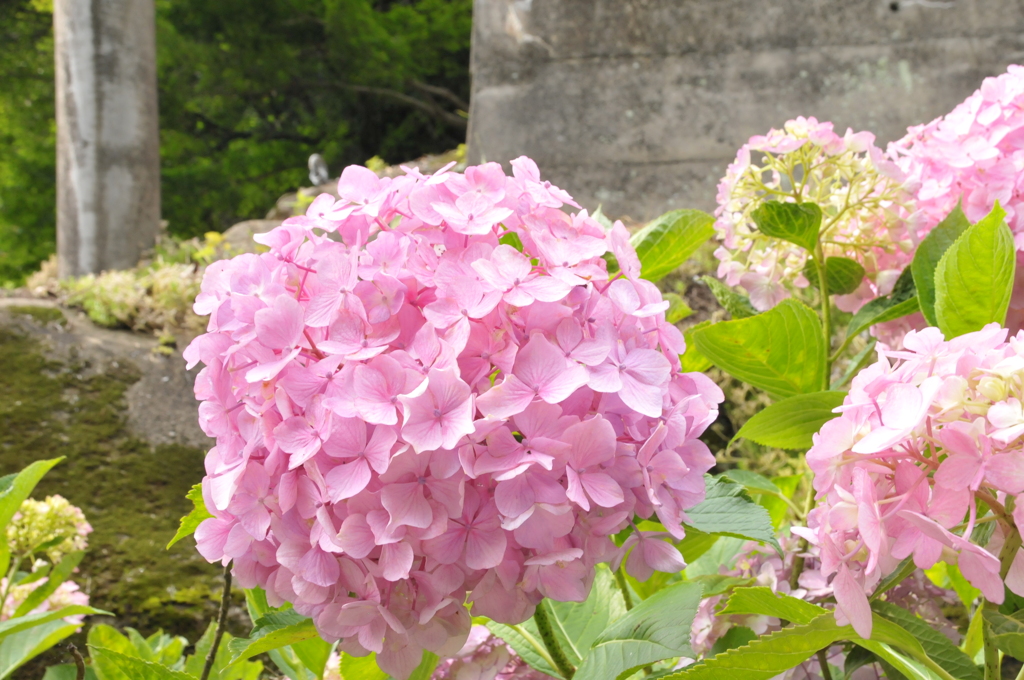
[759,474,803,529]
[631,210,715,282]
[870,556,915,601]
[574,581,703,680]
[41,665,98,680]
[684,476,780,551]
[88,645,194,680]
[483,622,559,678]
[408,651,440,680]
[676,530,719,564]
[227,610,318,663]
[733,391,845,450]
[751,202,822,252]
[687,575,753,599]
[718,587,826,625]
[0,458,64,574]
[268,648,314,680]
[925,562,980,609]
[701,277,757,319]
[804,256,866,296]
[544,565,624,664]
[0,605,108,644]
[912,204,970,326]
[680,321,713,373]
[0,620,79,679]
[934,203,1015,338]
[867,616,958,680]
[982,609,1024,660]
[167,483,213,549]
[498,231,524,252]
[873,601,981,680]
[845,296,920,343]
[709,626,757,657]
[720,470,779,496]
[664,293,693,324]
[496,565,624,671]
[243,587,271,622]
[88,624,135,657]
[13,550,84,617]
[340,652,388,680]
[290,636,333,679]
[693,299,824,398]
[664,613,850,679]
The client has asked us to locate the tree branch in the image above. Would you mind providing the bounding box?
[336,84,468,130]
[408,80,469,111]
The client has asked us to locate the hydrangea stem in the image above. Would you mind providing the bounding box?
[983,521,1022,680]
[200,561,233,680]
[813,245,832,390]
[68,643,85,680]
[614,567,635,610]
[533,599,575,679]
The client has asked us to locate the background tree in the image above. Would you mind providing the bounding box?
[0,0,472,284]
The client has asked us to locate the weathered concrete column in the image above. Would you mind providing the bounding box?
[54,0,160,278]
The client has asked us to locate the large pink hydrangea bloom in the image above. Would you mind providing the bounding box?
[185,158,722,678]
[890,65,1024,332]
[806,324,1024,638]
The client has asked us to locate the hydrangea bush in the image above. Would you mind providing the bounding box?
[181,66,1024,680]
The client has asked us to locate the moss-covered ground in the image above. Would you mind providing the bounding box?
[0,321,223,675]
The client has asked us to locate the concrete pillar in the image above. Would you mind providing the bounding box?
[54,0,160,278]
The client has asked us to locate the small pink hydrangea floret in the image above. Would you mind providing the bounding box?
[186,157,723,679]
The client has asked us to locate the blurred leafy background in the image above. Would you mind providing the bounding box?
[0,0,472,284]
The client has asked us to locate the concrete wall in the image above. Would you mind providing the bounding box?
[467,0,1024,222]
[54,0,161,277]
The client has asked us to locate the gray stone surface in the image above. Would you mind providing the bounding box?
[54,0,161,277]
[467,0,1024,222]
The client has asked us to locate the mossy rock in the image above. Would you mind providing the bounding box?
[0,324,227,676]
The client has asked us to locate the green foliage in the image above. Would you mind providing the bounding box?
[572,582,703,680]
[665,613,850,680]
[630,209,715,282]
[680,321,713,373]
[750,202,822,252]
[693,299,825,398]
[803,256,865,295]
[934,203,1016,338]
[0,0,56,283]
[340,653,388,680]
[912,204,970,326]
[873,601,980,680]
[733,391,845,450]
[167,484,212,549]
[684,476,780,551]
[981,609,1024,661]
[700,276,757,319]
[85,623,262,680]
[227,610,319,664]
[0,0,472,284]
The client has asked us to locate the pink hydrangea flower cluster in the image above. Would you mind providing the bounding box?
[889,65,1024,332]
[185,158,723,678]
[714,117,911,313]
[807,324,1024,638]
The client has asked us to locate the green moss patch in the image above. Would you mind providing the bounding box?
[0,327,220,641]
[6,305,65,326]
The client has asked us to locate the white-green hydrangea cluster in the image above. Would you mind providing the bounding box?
[6,495,91,563]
